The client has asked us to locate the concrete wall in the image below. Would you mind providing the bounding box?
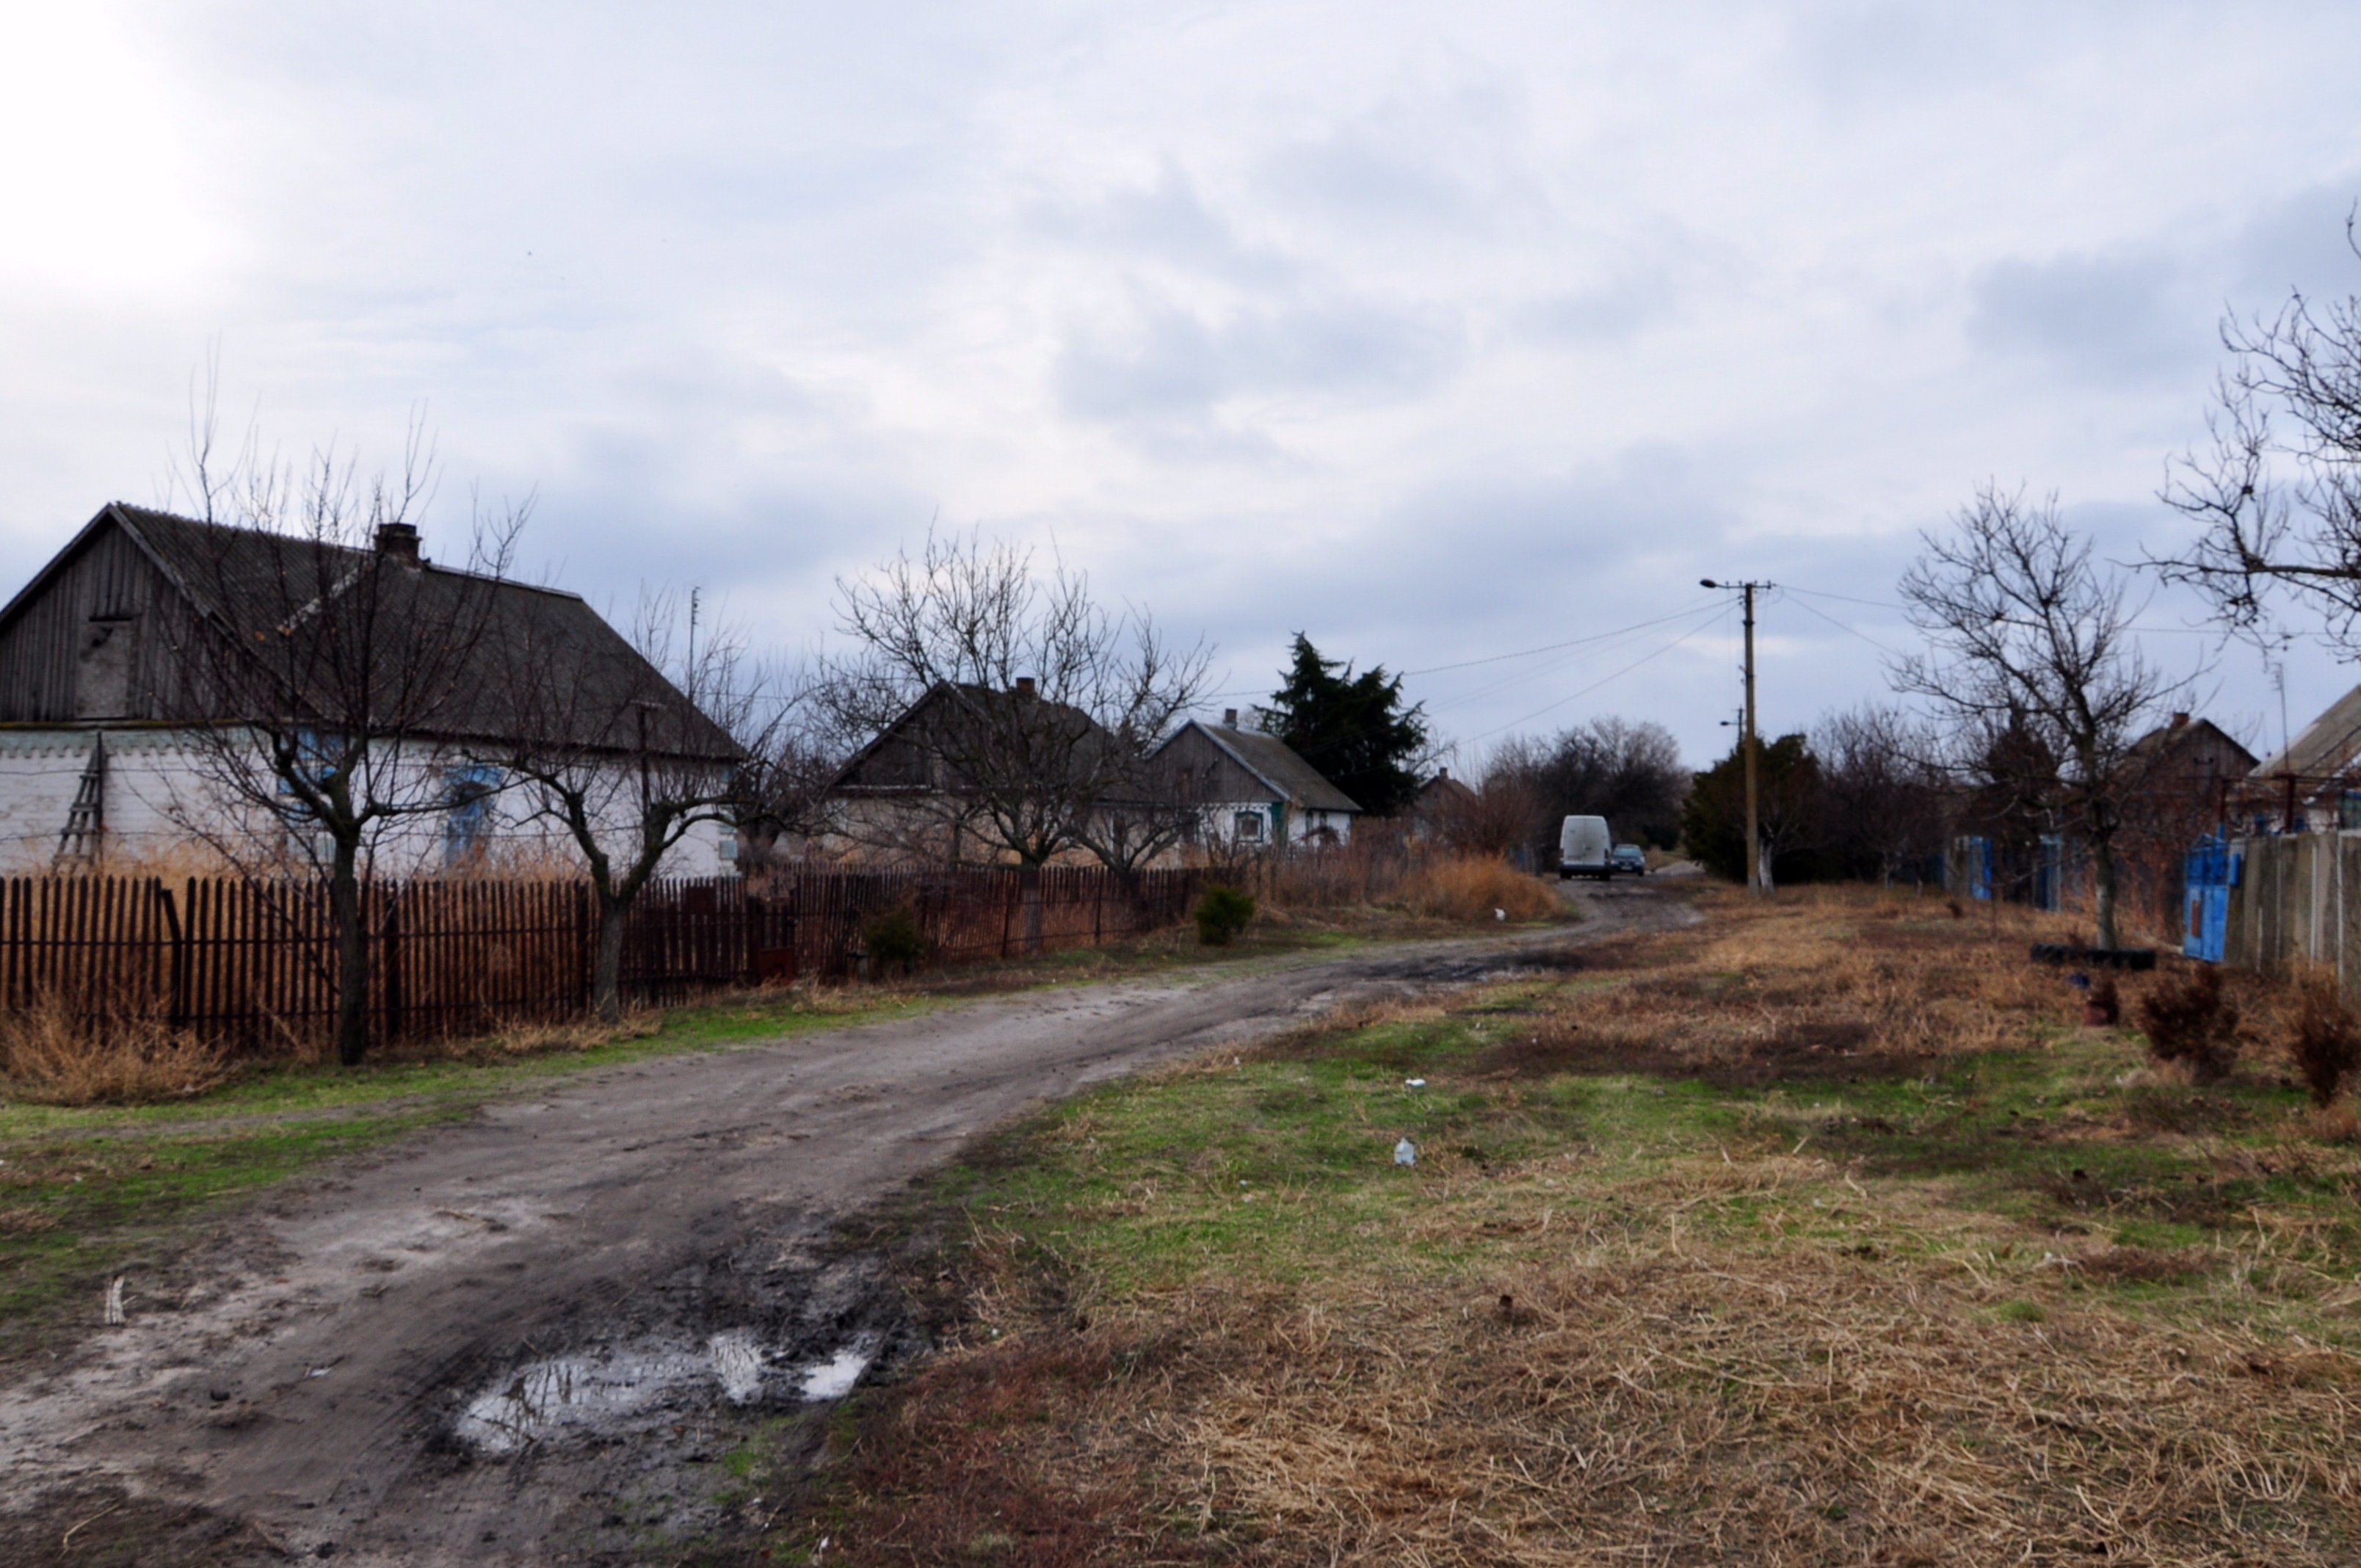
[2222,832,2361,990]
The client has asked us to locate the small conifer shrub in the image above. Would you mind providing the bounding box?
[1193,885,1256,946]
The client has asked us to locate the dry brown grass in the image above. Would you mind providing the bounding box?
[0,1003,225,1106]
[0,841,242,880]
[1109,1251,2360,1565]
[369,1008,664,1064]
[1391,854,1562,923]
[1247,843,1565,926]
[852,1191,2361,1566]
[808,886,2361,1567]
[1460,886,2087,1083]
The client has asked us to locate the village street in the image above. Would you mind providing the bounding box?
[2,879,1696,1566]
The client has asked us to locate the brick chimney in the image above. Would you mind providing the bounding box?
[1223,708,1238,727]
[1014,676,1037,698]
[374,522,421,564]
[2170,712,2190,728]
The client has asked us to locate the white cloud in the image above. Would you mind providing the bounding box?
[8,0,2361,763]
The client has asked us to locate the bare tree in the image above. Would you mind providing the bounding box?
[2157,217,2361,650]
[816,530,1208,946]
[162,403,527,1064]
[1526,717,1686,863]
[482,589,767,1022]
[1813,703,1947,885]
[733,658,843,874]
[1427,741,1547,860]
[1071,760,1205,881]
[1894,485,2193,948]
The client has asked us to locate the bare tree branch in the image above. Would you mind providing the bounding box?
[815,529,1211,881]
[1893,484,2197,947]
[160,391,526,1064]
[482,587,765,1021]
[2155,215,2361,652]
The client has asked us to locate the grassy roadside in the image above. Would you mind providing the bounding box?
[0,901,1568,1364]
[763,887,2361,1567]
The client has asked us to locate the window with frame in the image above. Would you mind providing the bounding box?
[1233,810,1264,843]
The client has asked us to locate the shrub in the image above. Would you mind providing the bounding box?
[1193,885,1256,945]
[2136,963,2241,1085]
[863,904,929,970]
[2288,971,2361,1108]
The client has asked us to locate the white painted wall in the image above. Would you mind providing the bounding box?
[1192,798,1354,850]
[0,729,734,878]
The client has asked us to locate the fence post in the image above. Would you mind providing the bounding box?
[382,886,405,1042]
[158,879,186,1031]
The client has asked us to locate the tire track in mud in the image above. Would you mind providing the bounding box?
[0,882,1699,1565]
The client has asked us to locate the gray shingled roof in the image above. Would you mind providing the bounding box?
[827,681,1116,794]
[97,504,738,761]
[1179,722,1361,813]
[2254,680,2361,780]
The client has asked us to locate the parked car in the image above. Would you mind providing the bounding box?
[1558,815,1612,879]
[1611,843,1647,876]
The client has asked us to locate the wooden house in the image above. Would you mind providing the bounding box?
[0,502,740,873]
[1153,711,1361,849]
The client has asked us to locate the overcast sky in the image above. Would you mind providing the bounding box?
[8,1,2361,769]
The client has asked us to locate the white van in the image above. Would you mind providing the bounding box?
[1559,815,1612,880]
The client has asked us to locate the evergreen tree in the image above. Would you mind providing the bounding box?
[1256,634,1429,817]
[1679,733,1834,886]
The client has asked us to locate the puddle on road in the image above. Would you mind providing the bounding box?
[453,1332,880,1453]
[797,1344,873,1401]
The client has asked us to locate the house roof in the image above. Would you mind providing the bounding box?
[2125,716,2256,774]
[827,680,1120,796]
[1167,722,1362,814]
[6,504,739,761]
[1417,769,1479,809]
[2252,681,2361,781]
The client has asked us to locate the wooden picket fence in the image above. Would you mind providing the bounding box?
[0,865,1203,1053]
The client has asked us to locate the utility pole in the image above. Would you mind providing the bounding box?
[1702,578,1772,898]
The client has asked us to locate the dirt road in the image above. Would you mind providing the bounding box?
[1,880,1694,1565]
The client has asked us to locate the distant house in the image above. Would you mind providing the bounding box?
[817,678,1132,865]
[0,503,741,874]
[1153,710,1360,849]
[2245,684,2361,832]
[2123,714,2257,827]
[1411,766,1479,841]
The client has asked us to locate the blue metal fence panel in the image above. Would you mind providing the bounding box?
[2184,833,2230,962]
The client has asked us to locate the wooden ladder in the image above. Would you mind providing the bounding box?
[56,734,105,865]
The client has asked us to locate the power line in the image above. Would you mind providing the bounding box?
[1782,582,2235,640]
[1435,611,1722,708]
[1782,584,1904,611]
[1785,595,1904,656]
[1188,599,1724,711]
[1401,602,1722,677]
[1459,606,1728,742]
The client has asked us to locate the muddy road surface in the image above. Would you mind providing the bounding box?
[2,882,1696,1565]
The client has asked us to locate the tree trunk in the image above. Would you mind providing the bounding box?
[1757,843,1776,894]
[330,842,369,1067]
[1020,864,1044,954]
[2092,835,2119,951]
[592,894,629,1024]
